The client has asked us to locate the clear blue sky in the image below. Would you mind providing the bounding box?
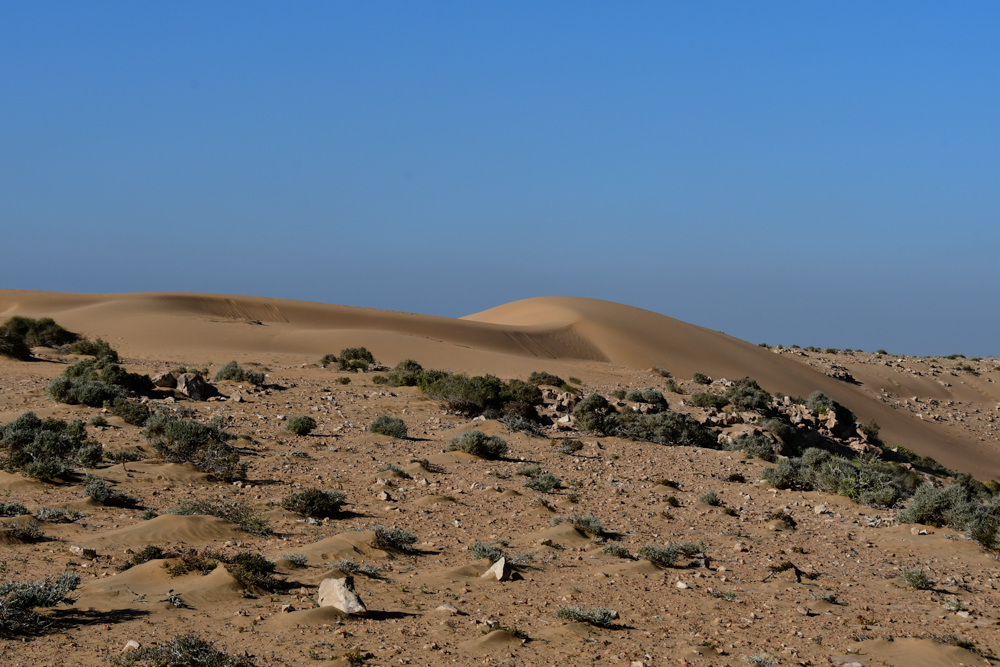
[2,3,998,356]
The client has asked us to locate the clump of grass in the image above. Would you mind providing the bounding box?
[469,540,533,565]
[368,415,408,439]
[0,502,27,517]
[602,542,631,558]
[637,543,679,567]
[117,545,166,572]
[0,572,81,636]
[213,361,265,386]
[105,448,144,465]
[172,498,270,536]
[280,552,308,568]
[551,513,604,536]
[447,430,508,460]
[280,488,346,519]
[555,605,618,628]
[554,438,584,455]
[89,415,108,427]
[711,590,740,602]
[35,506,85,523]
[328,558,386,579]
[698,490,722,506]
[373,524,417,553]
[285,415,317,436]
[523,472,561,493]
[106,633,257,667]
[5,521,43,543]
[144,414,247,482]
[84,475,141,508]
[901,566,933,590]
[377,464,411,478]
[516,464,542,477]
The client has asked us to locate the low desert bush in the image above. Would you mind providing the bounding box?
[144,414,247,482]
[369,415,408,439]
[688,392,729,409]
[724,377,772,413]
[0,327,32,360]
[637,543,679,567]
[173,498,270,536]
[528,371,565,387]
[0,572,80,636]
[2,316,77,349]
[899,482,1000,551]
[470,540,533,565]
[602,542,630,558]
[382,359,425,386]
[46,353,151,407]
[551,513,604,536]
[106,633,257,667]
[335,347,376,371]
[447,430,508,459]
[5,521,43,543]
[84,475,140,508]
[624,387,668,412]
[0,412,99,480]
[68,337,118,361]
[692,372,712,385]
[117,545,166,572]
[105,448,144,465]
[373,524,418,553]
[614,409,718,449]
[328,559,386,579]
[0,502,27,517]
[724,432,776,462]
[555,605,617,628]
[213,361,265,386]
[225,552,277,591]
[285,415,316,436]
[901,566,932,590]
[36,506,85,523]
[698,490,722,506]
[554,438,584,455]
[110,398,151,427]
[280,488,346,518]
[523,472,561,492]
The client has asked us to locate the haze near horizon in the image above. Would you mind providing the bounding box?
[2,3,998,356]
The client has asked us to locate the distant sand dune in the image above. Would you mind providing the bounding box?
[2,289,999,477]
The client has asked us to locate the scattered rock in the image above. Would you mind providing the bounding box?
[175,373,212,401]
[481,557,512,582]
[317,576,367,615]
[122,640,140,653]
[69,545,97,559]
[151,372,177,388]
[435,603,463,615]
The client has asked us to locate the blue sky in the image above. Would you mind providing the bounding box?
[2,3,998,356]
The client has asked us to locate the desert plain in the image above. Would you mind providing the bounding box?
[1,289,1000,667]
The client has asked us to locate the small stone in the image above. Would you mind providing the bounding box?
[435,603,462,615]
[957,610,970,618]
[280,604,294,613]
[675,581,688,589]
[733,542,748,552]
[910,527,921,535]
[69,546,97,559]
[317,576,367,615]
[481,557,511,582]
[813,504,827,515]
[377,490,392,501]
[122,640,140,653]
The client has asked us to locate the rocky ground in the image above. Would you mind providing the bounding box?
[1,349,999,667]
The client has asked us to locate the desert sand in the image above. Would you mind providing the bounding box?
[1,289,999,666]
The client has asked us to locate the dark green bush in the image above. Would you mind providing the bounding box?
[280,488,346,518]
[0,326,33,360]
[0,502,27,517]
[68,337,119,362]
[614,410,718,449]
[213,361,265,386]
[0,412,98,479]
[46,356,151,407]
[529,371,565,387]
[688,392,729,409]
[285,415,317,436]
[624,388,668,412]
[383,359,425,386]
[373,524,418,552]
[336,347,376,371]
[225,552,277,591]
[447,430,508,459]
[692,372,712,385]
[84,475,140,508]
[724,377,771,412]
[144,414,246,482]
[369,415,408,439]
[111,398,151,427]
[724,432,776,462]
[553,438,584,455]
[2,316,77,348]
[572,394,619,434]
[523,472,561,492]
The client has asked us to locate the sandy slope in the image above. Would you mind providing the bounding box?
[2,289,999,477]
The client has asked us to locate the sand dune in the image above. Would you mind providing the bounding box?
[2,289,998,476]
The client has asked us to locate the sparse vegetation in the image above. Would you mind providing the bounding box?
[724,432,777,462]
[285,415,317,436]
[280,488,346,518]
[84,475,140,508]
[692,372,712,385]
[46,350,152,407]
[333,347,377,371]
[144,414,247,482]
[213,361,265,386]
[373,524,418,553]
[0,572,80,636]
[173,498,271,536]
[117,545,166,572]
[688,392,729,409]
[698,490,722,506]
[0,412,100,480]
[523,472,561,492]
[447,430,508,459]
[551,513,604,536]
[901,566,932,590]
[470,540,533,565]
[106,633,258,667]
[554,438,584,455]
[724,377,771,412]
[556,605,618,627]
[369,415,408,439]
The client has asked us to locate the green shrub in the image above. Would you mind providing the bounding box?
[624,388,668,411]
[144,414,246,482]
[1,316,77,348]
[614,410,717,449]
[212,361,265,386]
[572,394,619,434]
[0,572,81,637]
[84,475,140,508]
[77,441,104,467]
[551,513,604,536]
[225,552,277,592]
[529,371,565,387]
[117,545,165,572]
[516,464,543,477]
[336,347,376,371]
[554,438,584,455]
[724,377,771,412]
[111,398,151,427]
[637,543,680,567]
[0,412,98,479]
[602,542,630,558]
[689,392,729,409]
[5,520,43,543]
[369,415,408,439]
[89,415,108,427]
[280,488,346,518]
[105,449,144,465]
[901,566,932,590]
[698,490,722,506]
[382,359,425,386]
[447,430,508,459]
[692,372,712,385]
[46,356,151,407]
[173,498,270,536]
[469,540,533,565]
[0,328,32,360]
[664,379,684,394]
[0,502,27,517]
[373,524,418,553]
[285,415,317,436]
[725,433,776,462]
[105,634,257,667]
[421,372,543,417]
[555,605,617,627]
[523,472,561,492]
[36,506,84,523]
[68,337,119,361]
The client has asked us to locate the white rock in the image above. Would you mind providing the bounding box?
[435,603,462,615]
[122,640,140,653]
[69,545,97,559]
[675,581,689,589]
[317,576,367,615]
[481,557,511,582]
